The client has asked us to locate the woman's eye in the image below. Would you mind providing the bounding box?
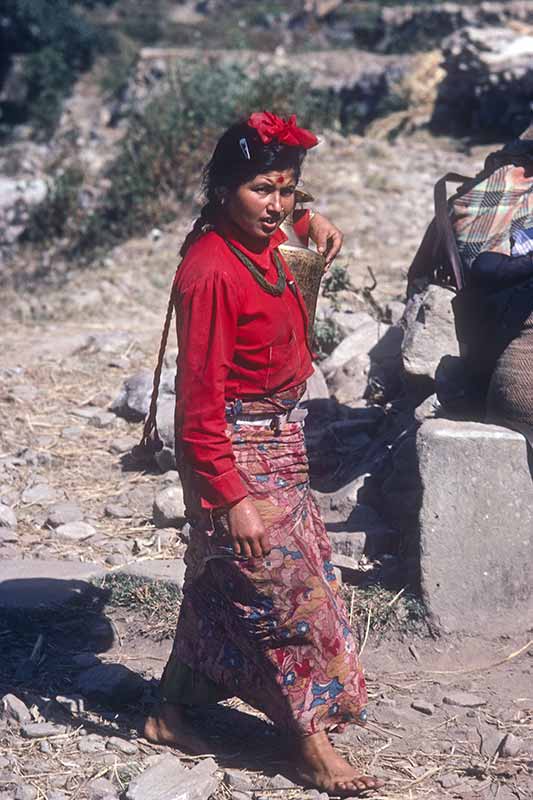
[281,188,295,197]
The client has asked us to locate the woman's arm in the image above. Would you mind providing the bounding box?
[175,271,270,557]
[175,271,247,508]
[470,251,533,289]
[292,209,343,269]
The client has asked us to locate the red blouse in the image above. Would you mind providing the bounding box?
[173,213,313,510]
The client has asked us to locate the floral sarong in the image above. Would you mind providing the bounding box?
[159,415,368,736]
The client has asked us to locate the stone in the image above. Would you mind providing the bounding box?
[153,485,186,528]
[0,529,18,544]
[0,504,16,529]
[111,369,175,422]
[126,754,219,800]
[411,700,435,716]
[104,503,133,519]
[47,793,68,800]
[499,732,523,758]
[301,364,329,401]
[55,695,85,714]
[224,771,253,792]
[0,559,104,610]
[89,411,116,429]
[76,664,145,708]
[53,522,96,542]
[45,502,83,528]
[21,484,58,505]
[107,736,138,755]
[109,437,137,455]
[401,284,458,387]
[477,726,501,758]
[116,559,186,590]
[321,313,383,377]
[87,777,118,800]
[417,419,533,634]
[14,786,38,800]
[1,694,31,724]
[78,735,106,754]
[328,353,370,404]
[442,691,486,709]
[21,722,66,738]
[328,530,366,561]
[270,774,296,789]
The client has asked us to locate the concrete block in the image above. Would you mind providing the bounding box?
[0,559,104,610]
[417,419,533,633]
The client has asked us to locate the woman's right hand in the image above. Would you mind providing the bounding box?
[227,497,270,558]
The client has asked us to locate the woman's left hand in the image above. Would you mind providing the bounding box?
[308,212,344,270]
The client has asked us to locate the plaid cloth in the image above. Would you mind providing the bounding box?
[452,165,533,272]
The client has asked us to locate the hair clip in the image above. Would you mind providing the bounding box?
[239,137,251,160]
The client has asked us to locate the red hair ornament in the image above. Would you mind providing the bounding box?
[247,112,318,149]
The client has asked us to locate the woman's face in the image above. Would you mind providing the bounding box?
[224,169,297,245]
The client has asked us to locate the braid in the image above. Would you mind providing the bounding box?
[179,199,218,258]
[135,200,218,461]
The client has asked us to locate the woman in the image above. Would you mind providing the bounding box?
[145,112,382,796]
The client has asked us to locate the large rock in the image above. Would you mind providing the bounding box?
[401,284,458,388]
[153,486,186,528]
[111,369,175,422]
[432,26,533,136]
[0,503,17,529]
[320,312,381,377]
[126,754,219,800]
[76,664,145,707]
[417,418,533,633]
[0,559,104,610]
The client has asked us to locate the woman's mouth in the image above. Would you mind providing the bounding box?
[261,217,280,231]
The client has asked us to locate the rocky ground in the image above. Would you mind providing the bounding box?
[1,126,532,799]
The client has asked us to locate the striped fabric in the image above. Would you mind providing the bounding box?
[452,165,533,271]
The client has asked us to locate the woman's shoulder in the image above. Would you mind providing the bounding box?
[174,230,238,292]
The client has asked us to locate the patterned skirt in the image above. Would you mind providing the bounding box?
[159,412,368,737]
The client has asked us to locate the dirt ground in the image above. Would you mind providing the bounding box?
[1,132,532,799]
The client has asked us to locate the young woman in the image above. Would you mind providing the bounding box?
[145,112,382,796]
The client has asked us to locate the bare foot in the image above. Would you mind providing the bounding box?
[144,702,209,754]
[295,731,384,796]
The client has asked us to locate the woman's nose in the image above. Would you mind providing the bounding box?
[268,192,283,213]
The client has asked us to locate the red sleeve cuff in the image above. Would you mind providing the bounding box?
[198,467,249,510]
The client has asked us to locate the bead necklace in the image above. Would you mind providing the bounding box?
[224,240,286,296]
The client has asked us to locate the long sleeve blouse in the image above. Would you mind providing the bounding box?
[173,216,314,510]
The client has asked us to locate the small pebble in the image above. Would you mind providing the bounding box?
[411,700,435,716]
[106,736,137,755]
[21,722,66,738]
[442,691,486,708]
[499,732,522,758]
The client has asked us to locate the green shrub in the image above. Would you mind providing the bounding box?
[1,0,116,137]
[75,62,337,256]
[24,165,85,243]
[313,317,343,359]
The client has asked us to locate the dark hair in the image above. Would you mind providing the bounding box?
[180,120,306,257]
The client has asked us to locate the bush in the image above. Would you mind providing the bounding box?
[0,0,115,138]
[313,318,343,359]
[75,62,338,256]
[24,165,85,243]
